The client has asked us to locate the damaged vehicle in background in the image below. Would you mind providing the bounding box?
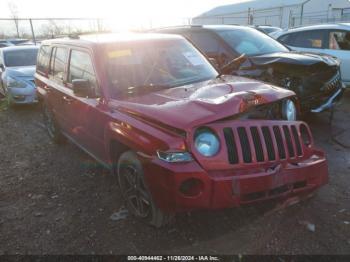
[154,25,345,114]
[36,33,328,227]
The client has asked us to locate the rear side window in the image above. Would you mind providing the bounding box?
[50,47,68,82]
[37,45,51,74]
[329,30,350,50]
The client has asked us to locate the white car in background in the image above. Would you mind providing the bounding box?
[274,23,350,87]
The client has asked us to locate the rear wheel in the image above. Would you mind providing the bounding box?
[42,102,64,143]
[117,150,173,227]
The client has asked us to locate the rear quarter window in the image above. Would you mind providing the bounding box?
[37,45,52,74]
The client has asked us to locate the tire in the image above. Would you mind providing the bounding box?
[117,150,173,228]
[42,102,64,143]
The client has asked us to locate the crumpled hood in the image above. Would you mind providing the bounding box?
[249,51,338,67]
[109,75,294,131]
[5,66,36,78]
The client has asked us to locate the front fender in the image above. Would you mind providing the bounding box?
[103,112,187,164]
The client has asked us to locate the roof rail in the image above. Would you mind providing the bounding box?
[149,25,195,31]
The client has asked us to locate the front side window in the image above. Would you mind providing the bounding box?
[104,39,217,98]
[329,30,350,50]
[4,48,38,67]
[51,47,67,81]
[68,50,98,92]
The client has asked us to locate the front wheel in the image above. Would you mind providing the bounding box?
[117,150,173,227]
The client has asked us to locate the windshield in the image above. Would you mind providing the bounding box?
[104,38,218,98]
[4,48,38,67]
[217,28,289,56]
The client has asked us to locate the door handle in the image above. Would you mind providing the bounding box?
[43,85,50,91]
[62,96,74,103]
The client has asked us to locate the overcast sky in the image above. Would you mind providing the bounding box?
[0,0,242,19]
[0,0,246,34]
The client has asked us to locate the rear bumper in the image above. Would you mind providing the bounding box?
[142,149,328,213]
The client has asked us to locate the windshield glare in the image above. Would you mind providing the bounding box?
[217,28,289,56]
[104,39,218,98]
[4,48,38,67]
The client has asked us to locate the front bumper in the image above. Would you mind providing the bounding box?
[8,87,38,104]
[142,149,328,213]
[311,85,345,113]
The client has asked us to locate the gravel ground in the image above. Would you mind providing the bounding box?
[0,91,349,255]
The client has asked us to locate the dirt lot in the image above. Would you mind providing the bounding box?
[0,91,349,255]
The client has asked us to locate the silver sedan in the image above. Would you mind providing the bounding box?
[0,45,39,105]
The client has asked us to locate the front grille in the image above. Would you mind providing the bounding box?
[224,123,305,165]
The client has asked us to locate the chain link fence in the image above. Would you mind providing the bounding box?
[0,17,192,42]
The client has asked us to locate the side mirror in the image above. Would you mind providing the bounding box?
[0,64,4,72]
[72,79,94,97]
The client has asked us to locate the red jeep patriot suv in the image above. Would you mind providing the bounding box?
[35,33,328,227]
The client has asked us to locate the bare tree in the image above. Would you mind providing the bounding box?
[8,2,20,38]
[40,20,65,38]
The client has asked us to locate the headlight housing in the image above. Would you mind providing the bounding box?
[282,99,297,121]
[157,151,193,163]
[194,128,220,157]
[6,76,26,88]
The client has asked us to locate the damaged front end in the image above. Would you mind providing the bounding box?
[149,117,328,212]
[230,52,345,113]
[137,88,327,212]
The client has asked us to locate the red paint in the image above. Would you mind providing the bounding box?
[35,34,328,213]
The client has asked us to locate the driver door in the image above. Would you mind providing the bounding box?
[65,48,106,160]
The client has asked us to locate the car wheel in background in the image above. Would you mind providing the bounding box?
[117,150,173,228]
